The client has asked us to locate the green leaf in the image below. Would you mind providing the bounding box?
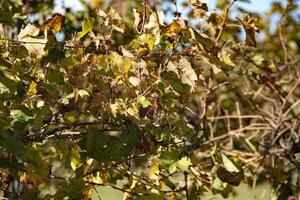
[166,58,198,92]
[0,134,47,177]
[176,156,192,171]
[212,176,226,191]
[77,89,90,98]
[41,48,65,64]
[0,10,14,25]
[63,111,78,125]
[77,17,95,39]
[79,132,126,163]
[183,28,214,51]
[0,82,9,94]
[10,110,34,124]
[138,96,151,108]
[0,57,12,68]
[47,68,65,84]
[159,149,180,173]
[221,154,239,173]
[27,81,37,96]
[135,192,166,200]
[0,71,17,92]
[119,123,140,156]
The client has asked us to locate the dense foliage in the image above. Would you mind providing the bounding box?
[0,0,300,199]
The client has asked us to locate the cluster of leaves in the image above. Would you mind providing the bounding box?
[0,0,300,199]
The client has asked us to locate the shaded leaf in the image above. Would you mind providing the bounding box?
[216,166,242,186]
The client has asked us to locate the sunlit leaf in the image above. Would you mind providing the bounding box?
[138,96,151,108]
[41,13,65,33]
[10,110,34,124]
[0,82,9,94]
[221,154,239,173]
[176,156,192,171]
[27,81,37,96]
[17,24,40,39]
[77,17,95,39]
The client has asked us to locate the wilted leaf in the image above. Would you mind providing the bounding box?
[219,51,235,67]
[182,28,214,52]
[18,37,47,58]
[41,13,65,33]
[167,58,198,91]
[112,24,124,33]
[148,158,159,180]
[239,14,260,47]
[98,9,107,17]
[178,58,198,90]
[133,9,142,32]
[17,23,40,39]
[107,7,122,20]
[216,166,242,186]
[188,0,208,18]
[17,23,46,58]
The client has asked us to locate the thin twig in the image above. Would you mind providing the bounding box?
[87,180,144,196]
[278,24,288,64]
[278,1,292,65]
[281,76,300,110]
[215,0,237,44]
[0,38,85,49]
[207,115,263,121]
[140,0,148,33]
[184,171,189,200]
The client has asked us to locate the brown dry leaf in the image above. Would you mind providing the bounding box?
[17,23,47,58]
[188,0,208,18]
[239,14,260,47]
[41,13,65,33]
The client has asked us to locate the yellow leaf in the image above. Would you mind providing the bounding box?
[27,81,37,96]
[148,163,159,180]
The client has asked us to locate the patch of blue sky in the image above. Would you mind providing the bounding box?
[160,0,288,23]
[54,0,85,13]
[52,0,299,41]
[159,0,299,42]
